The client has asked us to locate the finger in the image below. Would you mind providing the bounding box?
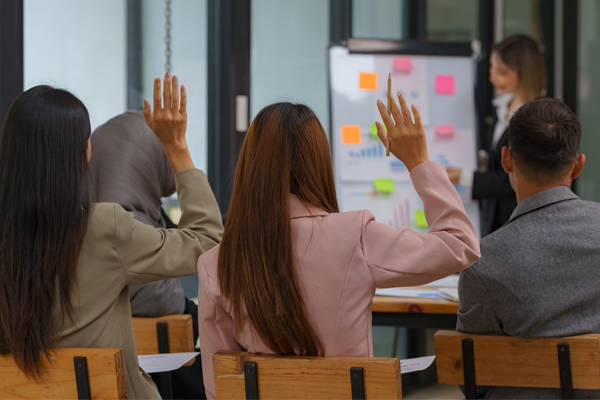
[153,78,162,111]
[171,75,180,112]
[390,94,404,128]
[375,121,388,146]
[143,99,153,127]
[376,100,395,132]
[397,93,413,126]
[180,85,187,116]
[163,72,172,110]
[411,104,423,129]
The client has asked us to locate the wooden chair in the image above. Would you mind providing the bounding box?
[0,348,126,399]
[213,351,402,399]
[132,315,195,399]
[434,330,600,399]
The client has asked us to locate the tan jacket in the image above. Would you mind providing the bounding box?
[54,168,223,399]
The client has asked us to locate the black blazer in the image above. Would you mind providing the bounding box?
[473,111,518,236]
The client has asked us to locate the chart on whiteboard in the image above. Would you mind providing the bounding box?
[330,43,481,236]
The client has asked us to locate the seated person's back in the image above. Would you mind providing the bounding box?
[457,97,597,399]
[198,99,481,399]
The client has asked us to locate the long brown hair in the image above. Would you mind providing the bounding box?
[494,35,547,103]
[0,86,91,377]
[218,103,338,356]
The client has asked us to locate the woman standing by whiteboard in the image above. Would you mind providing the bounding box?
[447,35,546,236]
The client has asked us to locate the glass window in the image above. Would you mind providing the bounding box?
[141,0,208,173]
[251,0,330,132]
[426,0,479,41]
[504,0,543,39]
[352,0,404,40]
[24,0,127,131]
[577,0,600,201]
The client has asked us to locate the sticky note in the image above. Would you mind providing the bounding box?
[435,75,455,95]
[373,178,395,194]
[435,125,455,136]
[369,123,386,138]
[393,57,413,72]
[359,72,378,91]
[341,125,362,145]
[415,210,428,228]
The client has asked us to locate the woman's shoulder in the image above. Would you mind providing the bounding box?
[197,244,221,279]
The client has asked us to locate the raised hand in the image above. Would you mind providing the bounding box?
[376,93,430,172]
[143,72,194,173]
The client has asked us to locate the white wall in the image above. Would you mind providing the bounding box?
[24,0,127,131]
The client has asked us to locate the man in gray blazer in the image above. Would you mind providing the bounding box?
[457,97,598,399]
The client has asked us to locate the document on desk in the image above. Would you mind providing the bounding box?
[423,275,459,288]
[138,352,199,373]
[401,356,436,374]
[438,287,459,302]
[375,287,444,299]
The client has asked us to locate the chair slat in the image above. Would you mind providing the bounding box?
[132,315,195,363]
[214,351,401,400]
[0,348,126,399]
[435,330,600,390]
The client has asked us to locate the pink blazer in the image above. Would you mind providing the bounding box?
[197,162,480,399]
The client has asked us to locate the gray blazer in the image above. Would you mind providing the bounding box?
[457,186,600,399]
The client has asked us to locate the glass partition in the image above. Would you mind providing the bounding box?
[426,0,479,41]
[352,0,404,40]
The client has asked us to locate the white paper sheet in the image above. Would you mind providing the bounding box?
[138,352,199,373]
[401,356,436,374]
[437,287,459,302]
[424,275,459,288]
[375,287,444,299]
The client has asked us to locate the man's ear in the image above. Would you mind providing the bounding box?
[571,154,586,179]
[501,146,513,174]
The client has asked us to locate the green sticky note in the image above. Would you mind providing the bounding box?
[373,178,395,194]
[415,210,428,228]
[369,123,386,138]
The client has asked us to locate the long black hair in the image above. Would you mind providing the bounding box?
[0,86,92,377]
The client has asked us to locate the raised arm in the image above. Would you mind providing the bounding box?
[364,94,480,287]
[115,73,224,285]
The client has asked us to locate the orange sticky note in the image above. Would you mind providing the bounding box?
[435,75,455,95]
[341,125,362,145]
[435,125,455,136]
[358,72,378,91]
[393,57,413,72]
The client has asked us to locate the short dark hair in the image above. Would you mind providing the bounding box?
[509,98,581,182]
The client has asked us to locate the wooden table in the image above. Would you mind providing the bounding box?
[372,295,459,329]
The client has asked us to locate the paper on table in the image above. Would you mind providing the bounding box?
[424,275,459,288]
[438,287,459,302]
[375,287,444,299]
[401,356,436,374]
[138,352,199,374]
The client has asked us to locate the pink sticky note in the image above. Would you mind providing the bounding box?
[393,57,413,72]
[435,125,455,136]
[435,75,455,95]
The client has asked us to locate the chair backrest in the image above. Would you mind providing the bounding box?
[435,330,600,394]
[213,351,401,399]
[0,348,126,399]
[132,314,194,355]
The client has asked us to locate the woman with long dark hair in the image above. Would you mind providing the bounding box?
[0,74,223,399]
[197,96,481,399]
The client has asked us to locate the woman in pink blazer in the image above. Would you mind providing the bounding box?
[198,95,480,399]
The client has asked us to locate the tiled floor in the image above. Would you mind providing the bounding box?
[404,384,464,399]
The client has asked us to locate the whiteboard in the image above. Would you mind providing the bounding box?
[329,41,480,235]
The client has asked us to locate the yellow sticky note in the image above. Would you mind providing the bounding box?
[373,178,395,194]
[359,72,378,91]
[369,123,386,138]
[415,210,428,228]
[341,125,362,145]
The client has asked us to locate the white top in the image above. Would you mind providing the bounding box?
[458,93,523,189]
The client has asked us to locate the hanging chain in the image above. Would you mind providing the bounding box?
[165,0,172,72]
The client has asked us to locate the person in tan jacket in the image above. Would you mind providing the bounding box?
[0,73,222,399]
